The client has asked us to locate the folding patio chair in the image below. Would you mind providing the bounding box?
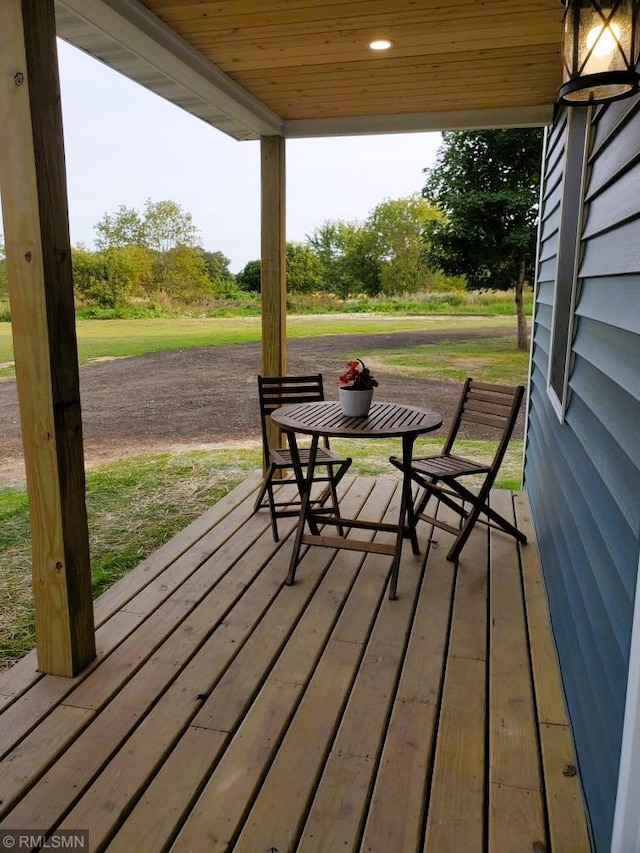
[390,378,527,561]
[254,374,352,541]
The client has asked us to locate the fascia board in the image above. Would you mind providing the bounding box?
[283,105,554,139]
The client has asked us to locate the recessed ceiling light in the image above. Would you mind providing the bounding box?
[369,39,393,51]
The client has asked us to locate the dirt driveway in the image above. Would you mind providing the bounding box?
[0,326,524,484]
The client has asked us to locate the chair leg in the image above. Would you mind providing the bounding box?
[257,453,354,546]
[478,503,527,543]
[254,464,282,542]
[446,500,483,561]
[445,486,527,562]
[254,462,290,543]
[326,463,345,537]
[414,480,436,517]
[442,480,527,560]
[266,479,280,542]
[253,467,273,513]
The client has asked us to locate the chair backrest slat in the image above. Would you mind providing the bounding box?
[460,410,510,429]
[468,380,518,395]
[462,398,514,420]
[466,388,515,405]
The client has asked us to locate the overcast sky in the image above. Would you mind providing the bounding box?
[56,40,443,273]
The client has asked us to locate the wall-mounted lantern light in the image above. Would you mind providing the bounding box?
[559,0,640,104]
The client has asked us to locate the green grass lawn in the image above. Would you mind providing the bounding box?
[0,449,261,669]
[0,314,520,376]
[360,335,529,387]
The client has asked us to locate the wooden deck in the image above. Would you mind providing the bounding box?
[0,472,590,852]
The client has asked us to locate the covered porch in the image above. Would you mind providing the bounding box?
[0,0,562,676]
[0,1,594,848]
[0,473,589,851]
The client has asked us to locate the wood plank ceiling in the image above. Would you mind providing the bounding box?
[57,0,564,139]
[142,0,563,119]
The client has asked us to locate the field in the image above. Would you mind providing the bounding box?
[0,314,529,668]
[0,313,521,376]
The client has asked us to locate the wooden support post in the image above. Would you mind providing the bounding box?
[0,0,95,675]
[260,135,287,457]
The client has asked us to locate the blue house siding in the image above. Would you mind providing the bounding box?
[525,97,640,852]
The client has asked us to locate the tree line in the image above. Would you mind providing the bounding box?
[239,128,543,349]
[237,195,454,298]
[0,129,543,347]
[72,198,235,308]
[0,195,456,308]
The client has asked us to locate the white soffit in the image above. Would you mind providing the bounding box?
[54,0,283,141]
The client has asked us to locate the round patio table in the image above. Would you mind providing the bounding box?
[271,400,442,599]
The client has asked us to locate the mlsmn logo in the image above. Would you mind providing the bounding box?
[0,831,89,850]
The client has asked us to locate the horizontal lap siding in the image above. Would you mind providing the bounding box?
[577,275,640,335]
[525,98,640,852]
[525,440,620,837]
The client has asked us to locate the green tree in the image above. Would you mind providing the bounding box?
[307,220,347,293]
[94,205,143,250]
[307,220,376,299]
[97,247,139,308]
[72,245,142,308]
[365,196,442,295]
[71,245,99,301]
[157,244,211,302]
[337,224,380,298]
[140,200,202,294]
[120,244,155,296]
[94,200,200,254]
[199,250,234,288]
[422,129,543,350]
[93,200,211,299]
[286,242,324,293]
[236,259,261,292]
[141,199,200,253]
[308,200,441,300]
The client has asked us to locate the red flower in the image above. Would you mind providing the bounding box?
[339,358,378,390]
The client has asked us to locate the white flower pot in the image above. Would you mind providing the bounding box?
[339,387,374,417]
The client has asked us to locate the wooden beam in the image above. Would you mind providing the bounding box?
[284,105,554,138]
[260,135,286,377]
[260,136,287,455]
[0,0,95,676]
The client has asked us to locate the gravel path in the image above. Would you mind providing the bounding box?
[0,326,524,484]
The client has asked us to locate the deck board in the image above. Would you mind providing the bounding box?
[514,493,593,853]
[424,511,487,852]
[488,490,546,850]
[0,474,590,851]
[295,543,422,850]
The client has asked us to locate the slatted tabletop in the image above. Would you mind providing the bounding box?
[271,400,442,438]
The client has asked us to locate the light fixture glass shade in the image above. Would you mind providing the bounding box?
[559,0,640,104]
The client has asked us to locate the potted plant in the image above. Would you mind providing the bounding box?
[338,359,378,417]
